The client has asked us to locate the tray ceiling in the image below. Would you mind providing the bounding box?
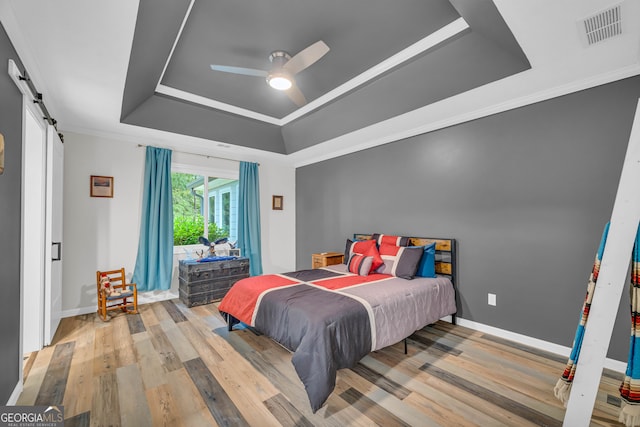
[121,0,530,154]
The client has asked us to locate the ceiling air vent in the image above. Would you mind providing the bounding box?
[579,4,622,46]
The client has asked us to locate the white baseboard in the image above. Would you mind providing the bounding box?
[439,315,453,324]
[7,380,22,405]
[61,290,179,319]
[61,306,96,318]
[455,317,627,373]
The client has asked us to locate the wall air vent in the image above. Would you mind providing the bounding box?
[579,4,622,46]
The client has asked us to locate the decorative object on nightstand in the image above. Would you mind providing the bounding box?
[312,252,344,269]
[96,268,138,321]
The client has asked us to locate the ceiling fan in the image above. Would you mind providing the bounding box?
[210,40,330,107]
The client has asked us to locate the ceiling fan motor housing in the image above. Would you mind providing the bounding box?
[267,51,294,90]
[268,51,291,68]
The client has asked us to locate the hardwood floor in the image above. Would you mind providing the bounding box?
[18,300,624,426]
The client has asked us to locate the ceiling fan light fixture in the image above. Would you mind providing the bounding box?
[267,72,292,90]
[211,41,329,106]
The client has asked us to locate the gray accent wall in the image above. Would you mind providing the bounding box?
[296,75,640,361]
[0,22,24,403]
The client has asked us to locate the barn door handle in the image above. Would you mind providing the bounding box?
[52,242,62,261]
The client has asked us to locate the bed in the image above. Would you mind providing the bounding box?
[217,234,457,412]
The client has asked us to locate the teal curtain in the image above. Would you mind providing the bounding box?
[237,161,263,276]
[132,147,173,291]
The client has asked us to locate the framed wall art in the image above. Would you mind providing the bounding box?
[90,175,113,198]
[272,195,283,210]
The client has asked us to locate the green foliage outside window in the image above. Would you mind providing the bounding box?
[222,192,230,231]
[173,216,203,246]
[171,172,231,246]
[172,173,201,218]
[173,216,229,246]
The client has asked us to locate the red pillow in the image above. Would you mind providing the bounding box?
[345,239,383,273]
[372,233,410,247]
[347,254,373,276]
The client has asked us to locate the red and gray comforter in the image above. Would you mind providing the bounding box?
[217,264,456,412]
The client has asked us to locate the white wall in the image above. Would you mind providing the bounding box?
[62,133,144,314]
[259,159,296,273]
[61,131,296,315]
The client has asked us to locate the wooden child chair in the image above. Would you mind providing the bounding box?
[96,268,138,321]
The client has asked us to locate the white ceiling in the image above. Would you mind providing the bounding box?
[1,0,639,166]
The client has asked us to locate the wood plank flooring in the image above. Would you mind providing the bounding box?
[18,300,625,426]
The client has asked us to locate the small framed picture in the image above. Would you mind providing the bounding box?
[272,195,283,210]
[90,175,114,198]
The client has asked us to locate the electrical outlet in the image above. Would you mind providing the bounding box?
[488,293,497,306]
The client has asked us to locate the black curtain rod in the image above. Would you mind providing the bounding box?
[18,69,64,142]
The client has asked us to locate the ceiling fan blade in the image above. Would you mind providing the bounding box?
[210,64,268,77]
[282,40,330,75]
[285,83,307,107]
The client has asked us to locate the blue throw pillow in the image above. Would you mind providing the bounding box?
[415,242,437,278]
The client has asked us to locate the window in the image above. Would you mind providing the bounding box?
[171,171,238,246]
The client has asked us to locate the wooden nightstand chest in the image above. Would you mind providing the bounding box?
[178,257,250,307]
[312,252,344,269]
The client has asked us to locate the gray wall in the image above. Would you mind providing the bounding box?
[0,22,24,403]
[296,75,640,361]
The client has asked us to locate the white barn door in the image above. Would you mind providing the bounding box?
[21,104,46,354]
[44,125,63,346]
[11,59,65,354]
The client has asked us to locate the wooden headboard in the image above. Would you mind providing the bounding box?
[353,234,457,286]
